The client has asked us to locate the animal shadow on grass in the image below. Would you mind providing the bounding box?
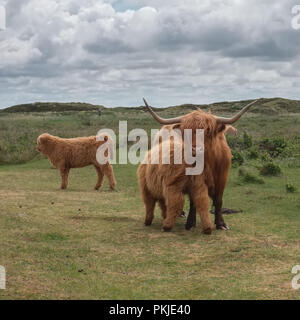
[210,208,243,214]
[143,218,194,236]
[70,215,136,222]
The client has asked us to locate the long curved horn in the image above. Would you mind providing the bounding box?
[143,98,183,125]
[214,100,258,124]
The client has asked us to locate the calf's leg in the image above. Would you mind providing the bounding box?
[94,165,104,190]
[158,199,167,219]
[145,197,156,226]
[191,184,213,234]
[102,163,116,190]
[60,167,70,190]
[163,189,184,232]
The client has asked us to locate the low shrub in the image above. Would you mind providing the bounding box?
[227,131,253,151]
[231,150,244,166]
[246,147,259,159]
[238,167,265,184]
[286,183,297,193]
[260,152,272,162]
[260,162,282,176]
[259,137,289,158]
[241,132,253,149]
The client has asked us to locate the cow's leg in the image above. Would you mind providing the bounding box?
[213,196,229,230]
[102,163,116,190]
[163,190,184,232]
[191,185,213,234]
[213,159,230,230]
[60,167,70,190]
[144,196,156,226]
[94,165,104,190]
[185,199,197,230]
[140,185,156,226]
[158,199,167,219]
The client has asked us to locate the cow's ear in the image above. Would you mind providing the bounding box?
[39,134,50,144]
[172,123,181,130]
[217,123,226,133]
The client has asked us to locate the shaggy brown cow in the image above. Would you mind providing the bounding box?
[37,133,116,190]
[184,124,238,229]
[139,98,257,232]
[138,138,213,234]
[154,123,237,229]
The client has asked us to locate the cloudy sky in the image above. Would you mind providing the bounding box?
[0,0,299,109]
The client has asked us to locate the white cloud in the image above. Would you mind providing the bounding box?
[0,0,299,109]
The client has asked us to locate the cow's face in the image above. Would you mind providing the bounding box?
[37,133,51,154]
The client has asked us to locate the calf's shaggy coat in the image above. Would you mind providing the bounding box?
[138,138,213,234]
[37,133,116,190]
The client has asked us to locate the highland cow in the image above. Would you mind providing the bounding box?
[138,138,213,234]
[154,123,237,229]
[184,124,238,229]
[37,133,116,190]
[139,98,257,232]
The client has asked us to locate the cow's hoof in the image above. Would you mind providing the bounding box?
[162,225,173,232]
[216,223,230,230]
[144,220,152,226]
[202,227,212,235]
[185,222,196,230]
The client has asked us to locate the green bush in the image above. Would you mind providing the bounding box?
[242,132,253,149]
[259,137,288,158]
[226,135,240,150]
[260,152,272,162]
[285,183,297,193]
[260,162,282,176]
[238,167,265,184]
[231,150,244,166]
[246,147,259,159]
[227,131,253,151]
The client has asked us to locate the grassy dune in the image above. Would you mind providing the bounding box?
[0,99,300,299]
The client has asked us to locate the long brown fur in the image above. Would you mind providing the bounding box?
[180,111,232,229]
[138,110,234,232]
[37,133,116,190]
[185,123,234,230]
[138,111,221,232]
[138,138,213,234]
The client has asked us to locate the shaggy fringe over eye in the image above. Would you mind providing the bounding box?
[180,110,219,139]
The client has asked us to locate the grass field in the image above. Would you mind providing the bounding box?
[0,99,300,299]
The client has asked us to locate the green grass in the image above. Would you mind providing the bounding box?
[0,158,299,299]
[0,100,300,299]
